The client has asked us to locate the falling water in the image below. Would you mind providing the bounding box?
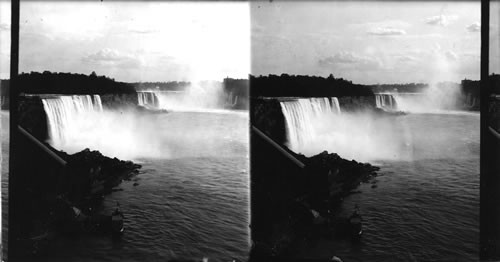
[225,91,239,108]
[375,94,398,111]
[279,97,340,152]
[278,91,475,162]
[279,97,413,161]
[42,95,103,148]
[137,92,159,109]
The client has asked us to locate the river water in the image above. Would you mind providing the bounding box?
[1,110,9,259]
[22,93,251,261]
[283,109,479,260]
[1,93,480,260]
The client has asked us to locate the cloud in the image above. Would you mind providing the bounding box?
[466,22,481,32]
[354,20,411,29]
[367,27,406,36]
[128,29,157,34]
[397,55,419,63]
[424,15,458,26]
[82,48,142,68]
[318,51,383,70]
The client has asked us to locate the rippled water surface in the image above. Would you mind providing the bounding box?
[1,110,9,258]
[292,112,479,261]
[39,111,250,261]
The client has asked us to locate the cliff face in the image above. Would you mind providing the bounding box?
[338,96,376,112]
[251,98,287,145]
[224,78,249,110]
[18,96,49,141]
[461,79,480,111]
[100,93,139,110]
[1,79,9,110]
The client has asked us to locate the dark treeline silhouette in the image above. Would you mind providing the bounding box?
[250,74,374,97]
[368,83,428,93]
[131,81,191,91]
[17,71,136,95]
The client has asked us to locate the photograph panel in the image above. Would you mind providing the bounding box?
[0,0,10,259]
[482,0,500,259]
[8,2,250,261]
[250,1,480,260]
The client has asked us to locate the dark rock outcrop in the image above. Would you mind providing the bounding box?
[298,151,379,206]
[55,148,141,205]
[250,127,379,259]
[11,127,141,258]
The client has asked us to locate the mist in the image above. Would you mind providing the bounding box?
[42,94,248,161]
[390,44,467,114]
[46,108,247,161]
[154,81,227,112]
[284,109,410,162]
[392,82,464,114]
[281,97,478,163]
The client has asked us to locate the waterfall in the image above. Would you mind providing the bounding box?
[42,95,103,148]
[280,97,341,152]
[278,96,413,161]
[375,94,397,111]
[93,95,103,111]
[224,91,239,108]
[137,92,159,109]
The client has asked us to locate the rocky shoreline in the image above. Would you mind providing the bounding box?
[12,126,142,258]
[250,123,380,259]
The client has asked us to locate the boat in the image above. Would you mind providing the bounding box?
[348,205,362,238]
[111,203,124,234]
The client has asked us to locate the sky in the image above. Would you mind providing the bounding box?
[0,1,498,84]
[251,1,484,84]
[2,1,250,82]
[0,1,10,79]
[491,1,500,75]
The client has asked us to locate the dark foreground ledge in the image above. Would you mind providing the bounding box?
[10,127,141,259]
[250,127,378,260]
